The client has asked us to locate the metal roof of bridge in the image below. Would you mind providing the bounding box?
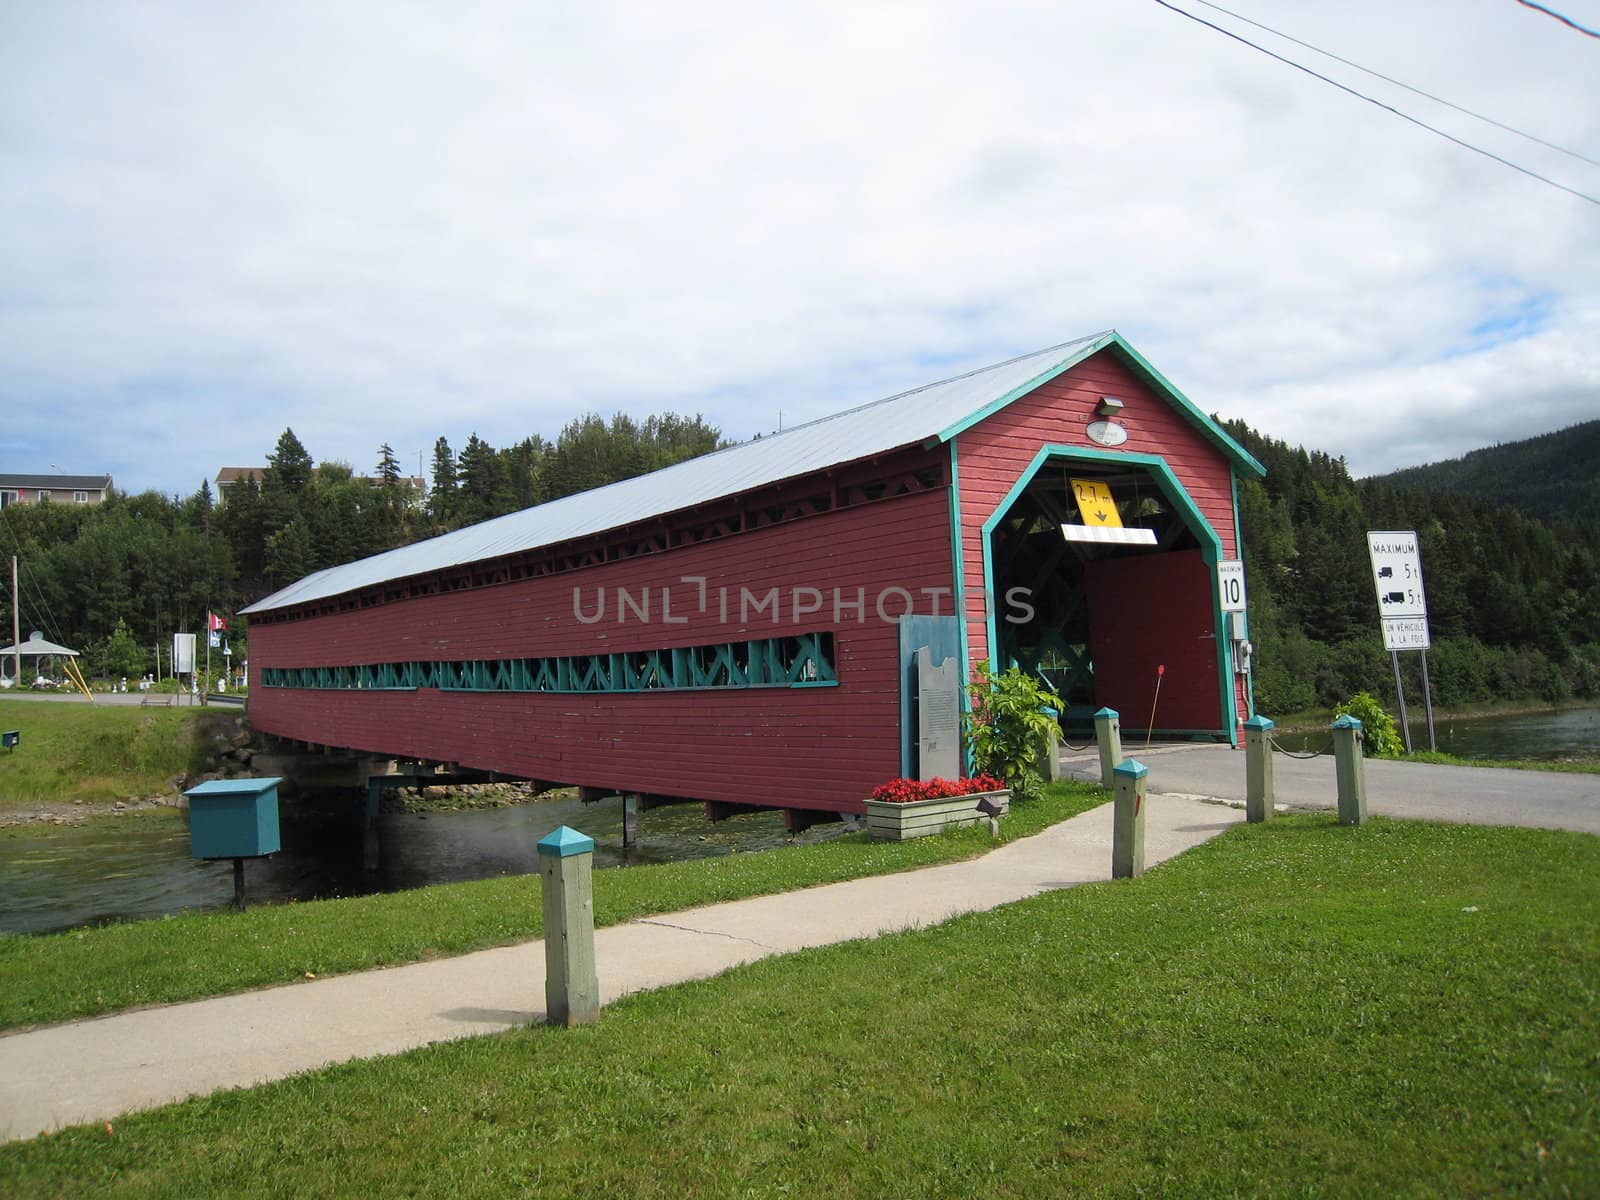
[242,331,1261,614]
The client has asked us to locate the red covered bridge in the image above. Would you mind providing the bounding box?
[243,331,1264,827]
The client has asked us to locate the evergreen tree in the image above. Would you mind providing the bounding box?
[90,618,147,679]
[456,433,509,525]
[264,518,315,587]
[429,437,458,523]
[377,443,402,485]
[264,428,314,494]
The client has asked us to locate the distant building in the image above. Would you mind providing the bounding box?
[213,466,426,506]
[213,467,266,505]
[0,473,114,508]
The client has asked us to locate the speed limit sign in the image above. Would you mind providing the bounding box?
[1217,560,1247,613]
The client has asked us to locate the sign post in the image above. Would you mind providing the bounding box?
[1365,531,1435,752]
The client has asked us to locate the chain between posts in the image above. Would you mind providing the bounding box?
[1269,733,1335,760]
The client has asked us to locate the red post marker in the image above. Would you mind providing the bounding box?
[1146,664,1167,751]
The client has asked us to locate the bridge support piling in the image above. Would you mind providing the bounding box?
[622,793,639,848]
[363,780,382,870]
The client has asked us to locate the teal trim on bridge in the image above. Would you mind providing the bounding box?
[261,633,838,695]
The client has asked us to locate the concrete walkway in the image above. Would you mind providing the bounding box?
[1061,742,1600,835]
[0,795,1239,1143]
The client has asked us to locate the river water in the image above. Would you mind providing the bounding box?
[0,792,847,937]
[1273,704,1600,761]
[4,705,1594,938]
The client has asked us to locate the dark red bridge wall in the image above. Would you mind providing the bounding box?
[249,486,954,814]
[955,347,1245,731]
[1086,550,1221,731]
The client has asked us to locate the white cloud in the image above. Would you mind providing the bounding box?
[1,0,1596,494]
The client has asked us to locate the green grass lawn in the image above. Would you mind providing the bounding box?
[0,783,1105,1031]
[1402,749,1600,774]
[2,814,1594,1197]
[0,699,222,807]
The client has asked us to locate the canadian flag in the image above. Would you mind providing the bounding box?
[208,612,228,632]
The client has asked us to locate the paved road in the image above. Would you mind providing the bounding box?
[0,690,231,708]
[0,795,1241,1142]
[1061,742,1600,834]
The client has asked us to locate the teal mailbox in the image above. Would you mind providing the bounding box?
[184,777,283,860]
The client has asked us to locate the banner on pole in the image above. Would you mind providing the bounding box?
[173,633,196,674]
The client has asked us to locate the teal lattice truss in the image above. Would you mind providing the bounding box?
[261,633,838,694]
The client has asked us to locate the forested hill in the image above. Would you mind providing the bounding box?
[0,412,724,684]
[1221,418,1600,715]
[5,406,1598,716]
[1364,419,1600,529]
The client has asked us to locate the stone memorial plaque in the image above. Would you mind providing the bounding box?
[916,645,962,781]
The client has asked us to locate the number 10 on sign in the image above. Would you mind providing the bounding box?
[1217,561,1247,612]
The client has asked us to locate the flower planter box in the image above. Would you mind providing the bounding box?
[863,789,1011,842]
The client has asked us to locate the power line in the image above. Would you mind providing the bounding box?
[1515,0,1600,39]
[1190,0,1600,168]
[1151,0,1600,208]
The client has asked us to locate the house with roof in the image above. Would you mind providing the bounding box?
[0,473,114,508]
[241,331,1264,827]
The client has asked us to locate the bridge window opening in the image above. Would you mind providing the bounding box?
[261,632,838,695]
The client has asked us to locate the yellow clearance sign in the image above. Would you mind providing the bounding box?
[1070,478,1122,528]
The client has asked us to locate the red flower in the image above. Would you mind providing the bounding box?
[870,775,1008,803]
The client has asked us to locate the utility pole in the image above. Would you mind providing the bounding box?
[10,556,20,688]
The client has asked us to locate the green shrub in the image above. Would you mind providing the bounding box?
[964,663,1062,802]
[1333,691,1403,757]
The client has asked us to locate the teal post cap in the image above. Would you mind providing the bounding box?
[537,825,595,858]
[1112,759,1148,779]
[184,777,283,798]
[1243,715,1275,731]
[1331,715,1363,731]
[1093,707,1120,720]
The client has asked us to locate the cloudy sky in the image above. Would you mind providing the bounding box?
[2,0,1596,497]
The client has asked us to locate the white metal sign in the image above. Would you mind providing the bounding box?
[1367,531,1431,650]
[1380,617,1431,651]
[1367,531,1428,619]
[1216,560,1247,613]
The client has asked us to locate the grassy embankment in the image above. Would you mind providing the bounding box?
[0,782,1105,1031]
[2,814,1595,1196]
[0,699,226,808]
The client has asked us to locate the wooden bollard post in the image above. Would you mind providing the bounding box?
[1037,721,1062,783]
[1112,759,1147,879]
[1331,715,1368,826]
[1094,707,1123,789]
[536,825,599,1026]
[1244,715,1275,823]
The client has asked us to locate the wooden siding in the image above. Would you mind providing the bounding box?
[955,348,1241,734]
[249,486,955,813]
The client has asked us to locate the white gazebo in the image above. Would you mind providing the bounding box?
[0,631,80,687]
